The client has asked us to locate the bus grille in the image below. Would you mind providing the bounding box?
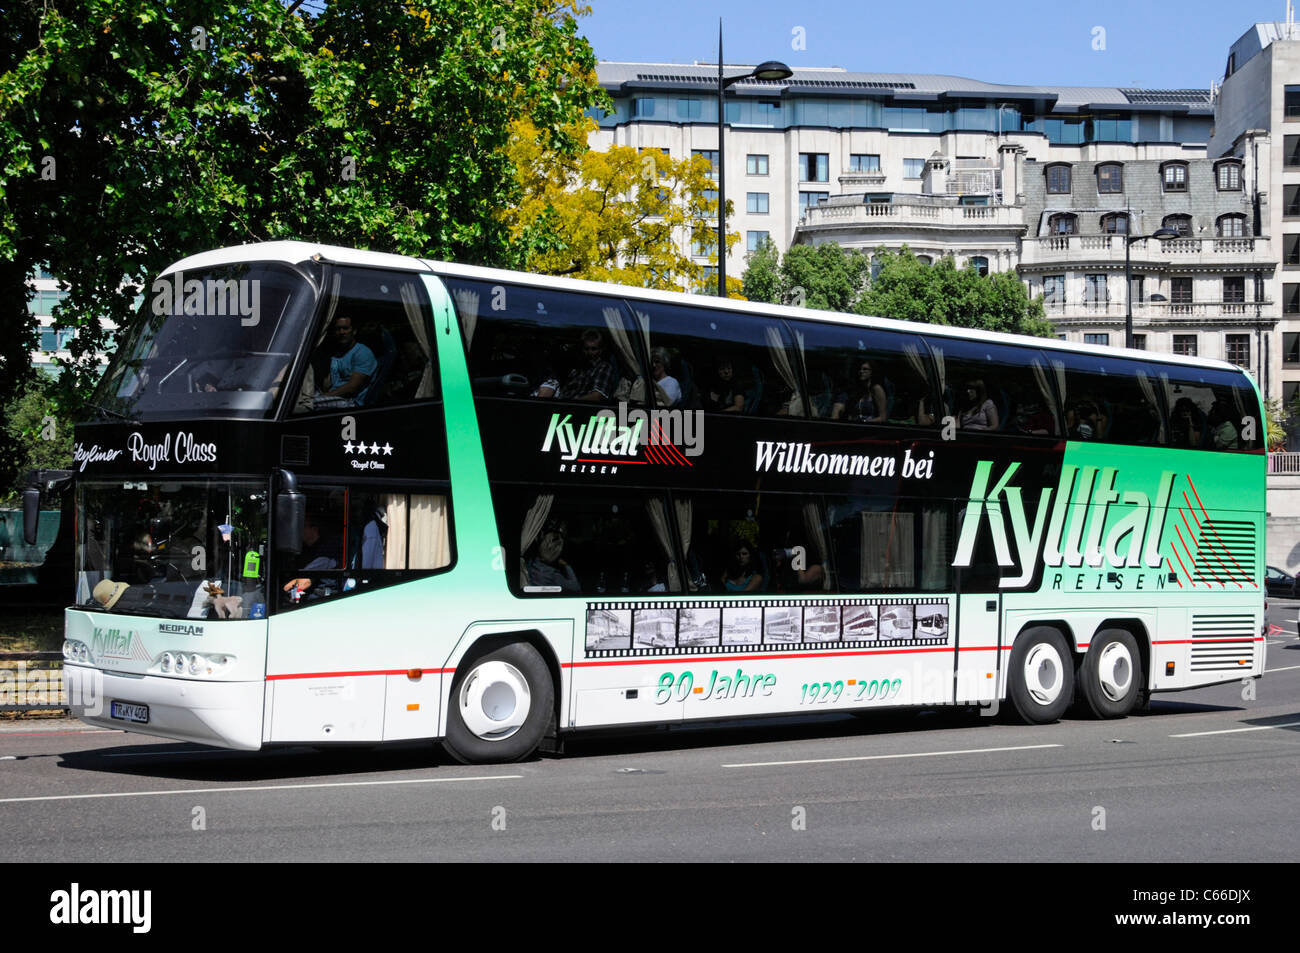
[1189,612,1256,672]
[1188,520,1255,587]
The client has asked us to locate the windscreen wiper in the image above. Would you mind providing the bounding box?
[86,401,140,425]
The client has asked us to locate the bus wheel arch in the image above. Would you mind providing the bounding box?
[1077,622,1147,719]
[1007,624,1074,724]
[442,632,558,764]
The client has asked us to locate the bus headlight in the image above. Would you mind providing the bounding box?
[160,653,174,673]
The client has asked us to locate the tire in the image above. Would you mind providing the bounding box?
[1078,629,1142,719]
[442,642,553,765]
[1007,628,1074,724]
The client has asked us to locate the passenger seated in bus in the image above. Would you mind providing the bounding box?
[722,540,764,592]
[282,511,343,600]
[1066,401,1102,440]
[769,540,825,592]
[640,559,667,593]
[831,360,887,423]
[1015,399,1056,436]
[957,380,998,430]
[1169,397,1204,448]
[524,518,580,592]
[650,347,682,407]
[1208,401,1240,450]
[554,329,618,402]
[318,315,377,405]
[704,358,748,413]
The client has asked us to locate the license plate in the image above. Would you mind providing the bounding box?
[110,701,150,724]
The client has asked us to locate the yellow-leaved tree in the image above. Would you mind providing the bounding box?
[505,118,743,295]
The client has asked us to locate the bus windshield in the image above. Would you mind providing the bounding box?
[93,261,319,420]
[76,480,269,620]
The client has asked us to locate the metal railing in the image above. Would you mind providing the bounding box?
[1268,452,1300,475]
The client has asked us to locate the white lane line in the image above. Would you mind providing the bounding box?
[1170,722,1300,738]
[1266,664,1300,673]
[105,749,237,758]
[0,774,523,805]
[723,743,1062,769]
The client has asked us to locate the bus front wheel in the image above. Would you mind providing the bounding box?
[1008,628,1074,724]
[443,642,553,764]
[1077,629,1142,719]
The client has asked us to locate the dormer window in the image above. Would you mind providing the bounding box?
[1048,213,1078,235]
[1096,163,1123,194]
[1215,159,1243,191]
[1163,213,1193,237]
[1045,163,1071,194]
[1100,212,1129,234]
[1161,161,1188,192]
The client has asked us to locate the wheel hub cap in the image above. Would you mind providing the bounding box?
[1097,642,1133,702]
[459,661,531,741]
[1023,643,1063,706]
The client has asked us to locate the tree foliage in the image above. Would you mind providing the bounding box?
[0,0,605,487]
[506,118,741,293]
[1,377,73,504]
[741,240,870,312]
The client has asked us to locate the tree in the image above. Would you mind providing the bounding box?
[741,240,870,311]
[1,378,74,505]
[0,0,605,488]
[858,248,1054,337]
[505,119,741,293]
[741,235,781,304]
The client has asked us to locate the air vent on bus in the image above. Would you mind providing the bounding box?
[1189,612,1255,672]
[1188,520,1255,586]
[281,435,310,467]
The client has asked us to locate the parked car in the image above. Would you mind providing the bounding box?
[1265,565,1299,598]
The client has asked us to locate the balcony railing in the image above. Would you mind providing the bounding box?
[1020,234,1270,266]
[802,200,1022,229]
[1268,452,1300,475]
[1042,300,1273,319]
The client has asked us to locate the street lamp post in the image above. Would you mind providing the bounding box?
[716,23,791,297]
[1124,225,1180,348]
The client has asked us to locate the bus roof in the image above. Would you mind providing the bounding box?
[165,240,1249,380]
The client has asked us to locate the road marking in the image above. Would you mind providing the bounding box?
[1266,663,1300,673]
[723,743,1062,769]
[0,774,522,805]
[1170,721,1300,738]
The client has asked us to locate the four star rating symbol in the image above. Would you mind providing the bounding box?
[343,440,393,456]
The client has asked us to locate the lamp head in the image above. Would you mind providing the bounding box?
[751,61,793,81]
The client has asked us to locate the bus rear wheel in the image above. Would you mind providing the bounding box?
[443,642,553,764]
[1078,629,1141,719]
[1008,628,1073,724]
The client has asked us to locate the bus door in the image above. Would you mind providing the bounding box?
[954,594,1000,706]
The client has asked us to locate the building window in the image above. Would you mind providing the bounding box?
[1225,334,1250,368]
[1100,212,1129,234]
[1084,333,1109,346]
[1288,381,1300,405]
[746,230,770,252]
[1223,276,1245,303]
[1161,162,1188,191]
[676,98,701,119]
[1045,164,1071,193]
[1170,277,1193,304]
[1096,163,1123,193]
[1286,184,1300,216]
[1286,332,1300,366]
[1043,275,1065,304]
[848,154,881,173]
[1162,214,1193,237]
[1129,275,1144,303]
[1215,160,1242,191]
[1287,86,1300,120]
[915,255,933,265]
[633,98,656,118]
[1287,136,1300,168]
[1216,214,1247,238]
[798,153,829,182]
[1132,334,1146,350]
[746,192,769,214]
[1048,213,1078,235]
[1286,283,1300,314]
[1286,234,1300,265]
[691,237,716,258]
[1172,335,1197,356]
[692,149,718,180]
[746,154,769,175]
[969,256,989,277]
[903,158,925,179]
[1083,274,1108,306]
[799,191,830,212]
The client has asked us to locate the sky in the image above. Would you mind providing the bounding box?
[577,0,1294,90]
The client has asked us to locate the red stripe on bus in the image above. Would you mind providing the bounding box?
[1172,527,1197,586]
[1186,474,1210,523]
[266,668,454,680]
[1151,637,1262,645]
[575,458,647,464]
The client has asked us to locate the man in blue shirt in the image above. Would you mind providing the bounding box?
[323,315,377,405]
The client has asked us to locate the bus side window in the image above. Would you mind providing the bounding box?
[827,496,952,593]
[294,268,438,415]
[1058,353,1167,447]
[929,337,1060,437]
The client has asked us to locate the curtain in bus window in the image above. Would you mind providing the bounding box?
[384,494,407,569]
[927,342,947,416]
[861,509,914,589]
[765,325,802,416]
[602,306,644,403]
[675,498,696,590]
[407,494,450,569]
[1134,369,1165,444]
[630,310,673,407]
[1029,359,1060,436]
[452,287,479,350]
[802,502,832,590]
[295,272,344,413]
[791,327,818,417]
[644,498,680,590]
[519,493,555,586]
[920,504,949,589]
[400,284,436,399]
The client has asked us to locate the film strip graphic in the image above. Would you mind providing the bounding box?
[584,596,951,657]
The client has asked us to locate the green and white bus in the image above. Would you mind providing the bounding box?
[38,241,1266,764]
